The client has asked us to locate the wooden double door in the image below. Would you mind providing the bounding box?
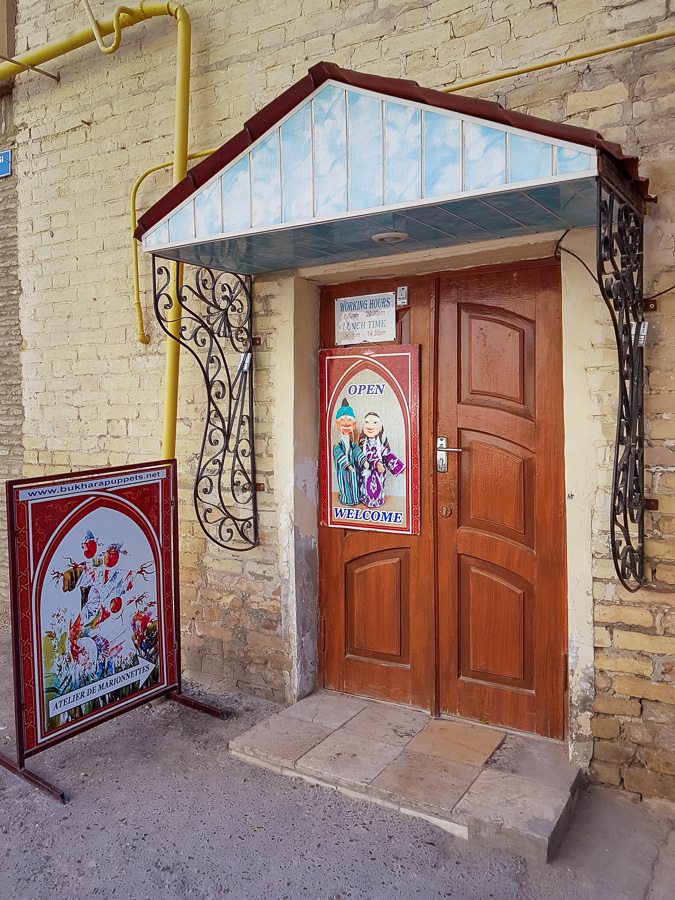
[318,260,567,738]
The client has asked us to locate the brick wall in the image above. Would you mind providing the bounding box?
[0,91,22,624]
[173,274,294,703]
[4,1,675,791]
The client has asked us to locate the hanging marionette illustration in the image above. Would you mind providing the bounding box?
[44,529,158,727]
[332,398,369,505]
[332,398,405,507]
[321,347,420,534]
[358,410,405,507]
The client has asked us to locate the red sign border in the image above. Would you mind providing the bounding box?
[6,460,181,761]
[319,344,420,535]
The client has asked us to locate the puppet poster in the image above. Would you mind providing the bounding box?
[319,345,420,535]
[6,462,179,756]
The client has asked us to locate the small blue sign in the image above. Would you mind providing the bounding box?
[0,150,12,179]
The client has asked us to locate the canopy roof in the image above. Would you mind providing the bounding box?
[137,62,647,274]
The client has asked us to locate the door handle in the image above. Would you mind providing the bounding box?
[436,436,462,472]
[440,505,453,518]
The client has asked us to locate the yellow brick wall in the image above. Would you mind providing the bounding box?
[0,92,22,621]
[4,0,675,793]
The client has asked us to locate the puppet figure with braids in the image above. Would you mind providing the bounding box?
[358,412,405,508]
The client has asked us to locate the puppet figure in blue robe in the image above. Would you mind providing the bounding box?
[332,398,369,505]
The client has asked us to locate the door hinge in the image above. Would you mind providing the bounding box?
[562,652,568,692]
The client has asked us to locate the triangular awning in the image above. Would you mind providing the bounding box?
[136,63,647,274]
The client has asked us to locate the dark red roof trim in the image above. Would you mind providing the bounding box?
[135,61,647,240]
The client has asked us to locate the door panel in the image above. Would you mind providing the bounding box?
[346,549,409,663]
[460,433,534,546]
[460,556,533,687]
[460,307,535,416]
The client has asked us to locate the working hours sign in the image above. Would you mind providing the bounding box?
[6,461,179,758]
[334,292,397,345]
[319,345,420,535]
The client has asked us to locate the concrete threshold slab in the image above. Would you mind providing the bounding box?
[229,690,583,863]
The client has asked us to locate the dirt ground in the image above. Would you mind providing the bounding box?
[1,632,673,900]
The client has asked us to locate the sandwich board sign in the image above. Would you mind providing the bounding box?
[0,461,183,800]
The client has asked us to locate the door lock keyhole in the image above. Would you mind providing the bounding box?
[440,505,453,518]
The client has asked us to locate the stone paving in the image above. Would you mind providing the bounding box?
[230,691,583,862]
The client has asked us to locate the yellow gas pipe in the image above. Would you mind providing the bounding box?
[130,148,214,344]
[130,161,170,345]
[0,2,191,461]
[442,26,675,93]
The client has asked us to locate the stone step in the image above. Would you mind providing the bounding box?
[229,691,583,863]
[450,761,585,862]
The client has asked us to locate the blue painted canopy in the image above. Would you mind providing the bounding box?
[142,79,599,273]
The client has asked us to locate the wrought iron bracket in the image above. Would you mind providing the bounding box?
[153,258,258,551]
[596,158,646,591]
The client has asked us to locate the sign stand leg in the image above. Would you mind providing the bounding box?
[0,751,67,804]
[168,689,229,720]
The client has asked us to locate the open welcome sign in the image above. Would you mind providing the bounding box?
[319,345,420,535]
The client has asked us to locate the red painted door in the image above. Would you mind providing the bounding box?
[319,261,566,737]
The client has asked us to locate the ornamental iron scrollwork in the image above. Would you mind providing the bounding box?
[153,258,258,551]
[596,168,645,591]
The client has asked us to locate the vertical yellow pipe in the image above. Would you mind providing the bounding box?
[161,4,191,461]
